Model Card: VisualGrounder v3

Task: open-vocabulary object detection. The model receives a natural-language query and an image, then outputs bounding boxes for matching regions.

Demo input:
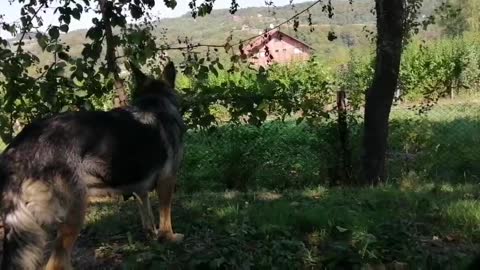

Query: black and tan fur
[0,61,185,270]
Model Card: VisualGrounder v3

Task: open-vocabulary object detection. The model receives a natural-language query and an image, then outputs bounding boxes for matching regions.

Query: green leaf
[75,90,88,97]
[57,61,67,68]
[58,51,70,61]
[129,4,143,19]
[142,0,155,8]
[20,16,27,27]
[59,24,69,33]
[209,64,219,77]
[197,65,210,80]
[72,8,81,20]
[36,33,48,50]
[327,31,338,41]
[86,26,103,40]
[164,0,177,9]
[48,27,60,39]
[336,226,349,233]
[60,105,70,112]
[63,13,71,24]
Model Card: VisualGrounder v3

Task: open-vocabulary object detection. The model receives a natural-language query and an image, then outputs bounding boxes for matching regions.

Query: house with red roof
[241,29,313,67]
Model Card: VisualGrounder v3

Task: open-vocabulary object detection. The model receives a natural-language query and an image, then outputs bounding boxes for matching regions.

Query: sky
[0,0,312,38]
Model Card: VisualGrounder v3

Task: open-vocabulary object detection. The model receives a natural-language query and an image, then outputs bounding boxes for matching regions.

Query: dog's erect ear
[162,61,176,87]
[128,61,144,79]
[128,61,152,86]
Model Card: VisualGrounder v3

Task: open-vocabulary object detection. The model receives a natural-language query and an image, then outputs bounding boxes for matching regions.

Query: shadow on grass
[78,184,480,269]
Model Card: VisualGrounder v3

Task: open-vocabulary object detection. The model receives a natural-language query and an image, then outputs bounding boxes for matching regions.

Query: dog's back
[0,61,185,269]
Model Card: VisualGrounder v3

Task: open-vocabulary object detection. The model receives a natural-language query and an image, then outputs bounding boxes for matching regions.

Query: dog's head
[128,61,177,101]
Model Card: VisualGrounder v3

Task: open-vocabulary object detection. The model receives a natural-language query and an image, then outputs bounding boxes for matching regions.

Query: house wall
[247,35,311,67]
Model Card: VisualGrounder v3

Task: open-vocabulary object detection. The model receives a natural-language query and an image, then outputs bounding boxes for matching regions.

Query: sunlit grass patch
[443,200,480,232]
[299,185,328,199]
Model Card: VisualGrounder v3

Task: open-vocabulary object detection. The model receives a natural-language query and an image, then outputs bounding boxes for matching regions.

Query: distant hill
[18,0,442,67]
[150,0,377,49]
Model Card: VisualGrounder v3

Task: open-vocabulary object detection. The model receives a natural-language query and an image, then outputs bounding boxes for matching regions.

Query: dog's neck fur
[128,94,185,133]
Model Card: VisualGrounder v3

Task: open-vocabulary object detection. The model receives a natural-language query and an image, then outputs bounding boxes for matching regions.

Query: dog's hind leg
[45,223,83,270]
[156,176,183,243]
[45,183,86,270]
[133,192,157,239]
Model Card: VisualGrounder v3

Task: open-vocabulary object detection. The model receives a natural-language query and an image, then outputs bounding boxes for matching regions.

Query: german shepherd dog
[0,61,185,269]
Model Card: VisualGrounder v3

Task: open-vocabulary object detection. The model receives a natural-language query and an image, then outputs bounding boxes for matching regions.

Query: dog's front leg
[156,176,183,243]
[133,192,157,239]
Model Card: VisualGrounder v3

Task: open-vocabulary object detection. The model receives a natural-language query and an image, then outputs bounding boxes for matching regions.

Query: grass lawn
[1,98,479,269]
[76,182,480,269]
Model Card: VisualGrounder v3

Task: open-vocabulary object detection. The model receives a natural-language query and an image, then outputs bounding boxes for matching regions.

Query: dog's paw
[169,233,185,243]
[158,232,184,243]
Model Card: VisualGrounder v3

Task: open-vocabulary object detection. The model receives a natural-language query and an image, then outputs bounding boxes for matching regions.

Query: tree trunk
[337,90,352,185]
[361,0,405,185]
[99,0,128,107]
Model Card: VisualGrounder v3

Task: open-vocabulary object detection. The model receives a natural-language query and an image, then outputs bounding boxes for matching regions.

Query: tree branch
[16,3,45,54]
[99,0,128,107]
[234,0,322,46]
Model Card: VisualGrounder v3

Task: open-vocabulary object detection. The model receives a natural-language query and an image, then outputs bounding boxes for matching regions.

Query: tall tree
[436,1,468,37]
[361,0,405,185]
[436,0,480,37]
[99,0,128,107]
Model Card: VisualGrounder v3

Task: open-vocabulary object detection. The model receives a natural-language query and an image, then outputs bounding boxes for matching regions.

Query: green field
[178,99,480,192]
[66,99,480,269]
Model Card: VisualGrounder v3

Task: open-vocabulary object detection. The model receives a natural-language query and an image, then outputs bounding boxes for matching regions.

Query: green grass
[179,101,480,192]
[78,183,480,269]
[2,98,479,269]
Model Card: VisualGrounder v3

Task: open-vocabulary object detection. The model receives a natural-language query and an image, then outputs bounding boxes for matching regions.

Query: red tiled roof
[244,29,314,53]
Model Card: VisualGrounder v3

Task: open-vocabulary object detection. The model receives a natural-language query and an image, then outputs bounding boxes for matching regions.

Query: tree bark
[99,0,128,107]
[361,0,405,185]
[337,90,352,185]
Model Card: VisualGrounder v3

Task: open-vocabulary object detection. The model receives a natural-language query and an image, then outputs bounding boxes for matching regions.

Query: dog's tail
[0,161,7,268]
[1,174,64,270]
[1,200,50,270]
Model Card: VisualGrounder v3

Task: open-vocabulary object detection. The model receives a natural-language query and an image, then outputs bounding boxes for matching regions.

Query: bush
[178,100,480,192]
[400,36,480,102]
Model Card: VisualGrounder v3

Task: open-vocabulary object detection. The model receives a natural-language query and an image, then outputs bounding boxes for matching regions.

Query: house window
[275,49,279,53]
[282,48,287,53]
